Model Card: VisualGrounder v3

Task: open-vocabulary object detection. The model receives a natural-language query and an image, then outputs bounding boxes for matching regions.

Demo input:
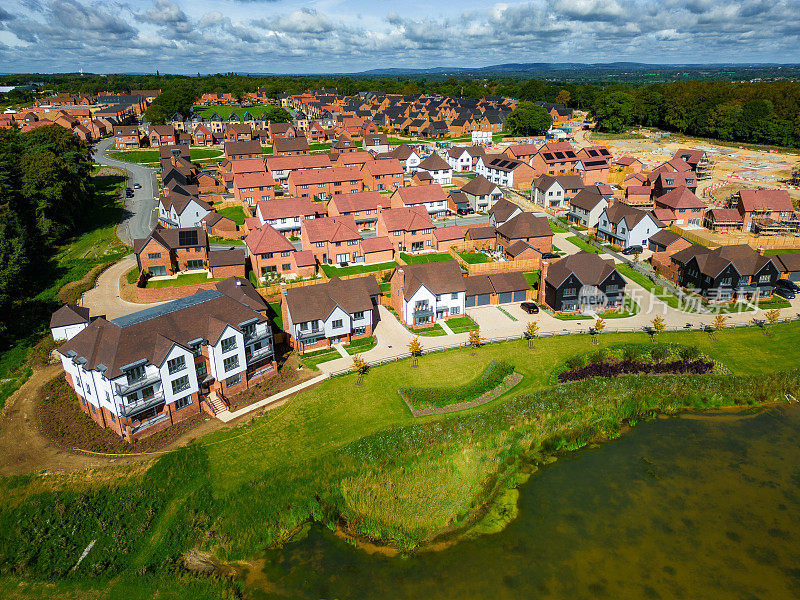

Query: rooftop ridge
[111,289,224,328]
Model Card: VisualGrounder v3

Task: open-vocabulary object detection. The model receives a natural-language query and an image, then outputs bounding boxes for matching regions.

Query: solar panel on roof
[565,151,576,158]
[179,230,199,246]
[111,290,223,328]
[554,152,565,159]
[543,153,554,160]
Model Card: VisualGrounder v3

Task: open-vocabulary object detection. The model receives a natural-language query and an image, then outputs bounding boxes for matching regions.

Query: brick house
[224,140,263,160]
[113,125,141,149]
[574,146,612,185]
[390,261,466,327]
[265,154,331,183]
[651,171,697,198]
[192,123,215,146]
[326,190,385,230]
[361,158,405,191]
[286,167,364,200]
[704,208,744,232]
[529,142,578,176]
[282,276,380,353]
[390,184,449,218]
[301,215,364,266]
[268,122,296,141]
[273,136,310,156]
[504,143,540,165]
[255,197,323,235]
[208,249,246,278]
[376,206,436,253]
[246,222,313,281]
[233,171,277,207]
[149,125,176,146]
[54,282,277,441]
[737,189,794,232]
[653,186,706,227]
[226,123,253,142]
[134,226,209,277]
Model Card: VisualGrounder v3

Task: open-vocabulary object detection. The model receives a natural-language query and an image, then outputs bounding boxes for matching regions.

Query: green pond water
[245,406,800,599]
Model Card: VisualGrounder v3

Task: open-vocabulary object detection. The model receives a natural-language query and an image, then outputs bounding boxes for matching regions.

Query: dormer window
[125,365,146,385]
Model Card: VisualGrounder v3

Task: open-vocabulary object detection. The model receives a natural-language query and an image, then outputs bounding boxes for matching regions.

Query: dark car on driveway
[521,302,539,314]
[622,245,643,255]
[773,286,796,299]
[125,188,134,198]
[541,252,560,259]
[774,279,800,293]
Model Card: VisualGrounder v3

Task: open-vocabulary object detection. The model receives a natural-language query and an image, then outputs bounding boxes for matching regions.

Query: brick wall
[210,263,245,278]
[136,280,218,302]
[137,239,173,275]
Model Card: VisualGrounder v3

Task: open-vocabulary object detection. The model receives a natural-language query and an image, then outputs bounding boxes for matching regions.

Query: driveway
[93,137,159,244]
[81,255,164,319]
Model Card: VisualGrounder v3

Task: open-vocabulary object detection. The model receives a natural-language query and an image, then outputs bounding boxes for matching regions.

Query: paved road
[93,137,159,244]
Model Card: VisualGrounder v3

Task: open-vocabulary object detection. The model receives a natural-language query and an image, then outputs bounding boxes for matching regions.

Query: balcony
[244,329,272,345]
[131,412,168,434]
[246,344,274,365]
[413,306,434,318]
[297,328,323,341]
[119,391,165,418]
[115,372,162,396]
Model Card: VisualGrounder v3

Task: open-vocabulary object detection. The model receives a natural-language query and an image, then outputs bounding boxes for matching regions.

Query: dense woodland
[0,126,94,341]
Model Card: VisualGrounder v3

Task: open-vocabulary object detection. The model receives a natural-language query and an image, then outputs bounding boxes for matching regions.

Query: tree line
[0,126,94,339]
[590,81,800,148]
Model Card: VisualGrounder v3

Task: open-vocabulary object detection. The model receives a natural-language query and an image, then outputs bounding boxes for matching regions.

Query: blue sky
[0,0,798,74]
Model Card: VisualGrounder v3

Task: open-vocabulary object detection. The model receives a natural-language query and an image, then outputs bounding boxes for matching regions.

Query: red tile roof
[245,223,295,254]
[739,189,793,213]
[363,158,404,176]
[234,171,276,188]
[655,186,705,210]
[288,166,364,186]
[257,198,322,220]
[362,236,394,253]
[265,154,332,172]
[231,158,266,175]
[393,184,447,205]
[328,190,384,213]
[303,215,363,243]
[380,206,434,232]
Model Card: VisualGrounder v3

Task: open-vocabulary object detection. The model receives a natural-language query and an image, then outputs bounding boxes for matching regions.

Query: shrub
[622,345,640,362]
[650,344,670,363]
[565,355,586,370]
[588,349,609,364]
[680,345,701,361]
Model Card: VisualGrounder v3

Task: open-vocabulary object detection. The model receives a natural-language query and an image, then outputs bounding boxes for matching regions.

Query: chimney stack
[538,260,549,305]
[756,247,765,256]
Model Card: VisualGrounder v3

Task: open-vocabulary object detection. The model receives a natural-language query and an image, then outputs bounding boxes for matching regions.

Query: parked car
[622,245,643,255]
[774,279,800,293]
[773,286,796,299]
[520,302,539,314]
[133,183,142,189]
[125,188,134,198]
[541,252,560,259]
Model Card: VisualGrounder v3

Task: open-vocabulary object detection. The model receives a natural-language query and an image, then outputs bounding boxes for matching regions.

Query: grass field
[146,273,220,288]
[459,251,493,264]
[400,252,454,264]
[765,248,800,255]
[549,220,568,233]
[345,336,378,355]
[6,311,800,597]
[192,105,279,119]
[566,235,601,254]
[320,261,397,278]
[209,236,244,245]
[216,206,248,226]
[523,271,540,289]
[447,315,479,333]
[109,148,222,164]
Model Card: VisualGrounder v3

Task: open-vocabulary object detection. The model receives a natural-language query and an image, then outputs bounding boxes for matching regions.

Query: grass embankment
[566,235,601,254]
[549,221,568,233]
[0,173,129,410]
[400,360,514,410]
[109,148,222,164]
[320,261,396,278]
[216,206,247,226]
[4,323,800,597]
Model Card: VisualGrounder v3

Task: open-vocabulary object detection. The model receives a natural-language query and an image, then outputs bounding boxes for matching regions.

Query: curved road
[93,137,159,245]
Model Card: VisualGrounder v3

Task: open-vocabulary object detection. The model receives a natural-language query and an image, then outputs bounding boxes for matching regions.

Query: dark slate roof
[284,276,379,324]
[50,304,91,328]
[496,213,551,240]
[546,251,619,288]
[397,261,466,300]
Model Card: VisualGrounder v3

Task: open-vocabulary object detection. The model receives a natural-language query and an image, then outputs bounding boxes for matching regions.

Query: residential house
[286,167,364,200]
[543,251,626,313]
[326,190,384,229]
[301,215,364,266]
[390,261,466,327]
[567,188,609,230]
[335,152,374,169]
[56,284,276,440]
[113,125,140,149]
[233,171,276,207]
[265,154,331,184]
[624,185,653,209]
[268,122,296,141]
[614,156,643,174]
[388,144,421,173]
[434,225,466,251]
[134,226,209,277]
[647,229,692,254]
[672,148,712,179]
[255,197,323,235]
[158,195,212,229]
[224,140,263,161]
[447,190,470,214]
[390,184,449,218]
[50,304,91,341]
[460,174,503,212]
[737,189,794,232]
[273,136,310,156]
[208,249,246,279]
[532,174,584,209]
[376,206,436,253]
[529,142,578,176]
[192,123,215,146]
[495,212,553,254]
[775,254,800,283]
[362,133,389,153]
[652,171,697,198]
[148,125,176,146]
[416,154,453,185]
[447,146,485,172]
[488,198,523,227]
[653,186,706,227]
[246,223,313,281]
[666,244,780,301]
[361,158,405,191]
[596,203,663,249]
[504,143,540,165]
[704,208,744,233]
[282,276,380,353]
[226,123,253,142]
[481,157,536,190]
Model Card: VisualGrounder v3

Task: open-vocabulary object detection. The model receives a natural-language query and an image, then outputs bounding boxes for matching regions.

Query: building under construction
[673,148,714,180]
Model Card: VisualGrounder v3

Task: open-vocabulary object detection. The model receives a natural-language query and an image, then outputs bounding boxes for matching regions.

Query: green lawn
[616,264,692,311]
[192,105,280,119]
[301,348,342,370]
[549,221,568,234]
[599,294,641,319]
[447,315,479,333]
[109,148,222,164]
[523,271,540,289]
[344,336,378,355]
[320,261,397,278]
[146,273,220,288]
[566,235,601,254]
[379,281,391,292]
[459,251,493,264]
[400,252,455,264]
[209,236,245,245]
[216,206,248,226]
[267,301,283,330]
[765,248,800,255]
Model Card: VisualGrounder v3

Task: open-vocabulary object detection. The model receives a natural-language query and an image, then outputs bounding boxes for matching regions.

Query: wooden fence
[670,225,800,250]
[447,246,540,275]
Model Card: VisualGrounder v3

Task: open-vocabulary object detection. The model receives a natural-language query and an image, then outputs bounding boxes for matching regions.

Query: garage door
[790,272,800,282]
[513,290,527,301]
[465,295,477,308]
[497,292,513,304]
[476,294,491,306]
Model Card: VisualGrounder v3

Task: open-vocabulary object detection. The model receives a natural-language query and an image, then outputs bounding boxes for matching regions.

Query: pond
[244,405,800,599]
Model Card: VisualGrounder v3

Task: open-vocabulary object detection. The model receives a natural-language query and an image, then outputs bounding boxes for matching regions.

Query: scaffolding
[695,154,714,180]
[790,165,800,186]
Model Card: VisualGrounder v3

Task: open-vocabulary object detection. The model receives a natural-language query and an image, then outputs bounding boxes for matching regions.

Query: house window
[141,385,155,398]
[221,336,237,353]
[186,259,203,270]
[451,293,458,300]
[563,287,577,298]
[332,319,343,329]
[354,311,364,320]
[451,306,461,315]
[282,263,291,270]
[281,251,291,257]
[171,375,190,394]
[126,393,138,404]
[223,356,240,372]
[316,241,325,248]
[147,252,161,259]
[125,365,146,385]
[759,274,771,283]
[353,326,367,336]
[175,396,192,410]
[196,362,207,377]
[262,252,274,259]
[226,373,241,387]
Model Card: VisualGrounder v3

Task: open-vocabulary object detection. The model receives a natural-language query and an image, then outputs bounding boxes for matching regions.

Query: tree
[145,83,198,124]
[765,308,780,335]
[592,91,635,133]
[524,321,539,348]
[468,328,483,354]
[651,315,666,341]
[555,89,571,106]
[351,354,368,385]
[505,101,552,136]
[408,336,422,367]
[711,313,727,341]
[593,317,606,345]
